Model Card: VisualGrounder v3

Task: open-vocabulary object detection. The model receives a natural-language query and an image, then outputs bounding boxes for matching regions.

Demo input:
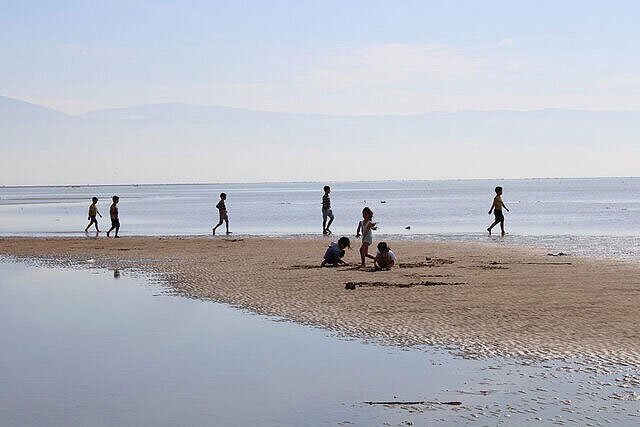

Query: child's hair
[92,197,98,203]
[362,207,373,220]
[323,185,330,192]
[220,192,227,198]
[112,195,119,202]
[495,186,503,193]
[338,236,351,248]
[377,242,389,252]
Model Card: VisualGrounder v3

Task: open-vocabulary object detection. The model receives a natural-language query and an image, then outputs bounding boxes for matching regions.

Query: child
[84,197,102,233]
[106,195,120,238]
[322,185,334,235]
[356,207,377,267]
[321,236,351,267]
[374,242,396,270]
[213,192,231,235]
[488,186,509,236]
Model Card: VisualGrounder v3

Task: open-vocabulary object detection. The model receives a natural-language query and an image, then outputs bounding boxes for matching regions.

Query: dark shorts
[111,218,120,228]
[494,210,504,222]
[88,215,97,224]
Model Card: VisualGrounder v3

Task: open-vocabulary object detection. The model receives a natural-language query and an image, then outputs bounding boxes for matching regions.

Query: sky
[2,0,640,115]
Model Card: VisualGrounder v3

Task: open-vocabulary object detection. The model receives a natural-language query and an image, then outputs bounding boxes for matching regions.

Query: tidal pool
[0,259,639,426]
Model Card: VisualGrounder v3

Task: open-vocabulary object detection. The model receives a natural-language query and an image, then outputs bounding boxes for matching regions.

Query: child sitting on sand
[374,242,396,270]
[321,236,351,267]
[213,193,231,235]
[487,186,510,237]
[84,197,102,233]
[356,207,377,267]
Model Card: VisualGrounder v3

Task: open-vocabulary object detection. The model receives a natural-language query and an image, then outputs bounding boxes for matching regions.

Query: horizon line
[2,176,638,189]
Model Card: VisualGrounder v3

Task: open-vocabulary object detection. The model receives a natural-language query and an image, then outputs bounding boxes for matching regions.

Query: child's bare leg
[225,218,231,234]
[114,226,119,238]
[487,220,499,235]
[500,220,505,236]
[360,243,369,266]
[322,218,327,234]
[212,220,223,235]
[326,217,333,233]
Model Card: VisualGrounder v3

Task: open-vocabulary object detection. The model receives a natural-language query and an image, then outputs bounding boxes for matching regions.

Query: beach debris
[405,226,411,230]
[425,257,431,261]
[381,200,386,203]
[345,282,356,290]
[547,252,567,256]
[363,400,462,406]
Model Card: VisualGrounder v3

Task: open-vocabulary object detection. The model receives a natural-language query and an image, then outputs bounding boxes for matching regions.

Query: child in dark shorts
[321,237,351,266]
[107,195,120,238]
[488,186,509,237]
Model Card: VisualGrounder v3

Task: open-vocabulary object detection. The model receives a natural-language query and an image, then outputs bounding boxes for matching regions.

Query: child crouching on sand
[356,207,377,267]
[374,242,396,270]
[321,236,351,267]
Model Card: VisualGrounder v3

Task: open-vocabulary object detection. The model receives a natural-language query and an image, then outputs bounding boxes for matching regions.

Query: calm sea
[1,178,639,259]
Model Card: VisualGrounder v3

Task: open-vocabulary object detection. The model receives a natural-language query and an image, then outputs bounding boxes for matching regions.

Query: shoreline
[2,236,640,364]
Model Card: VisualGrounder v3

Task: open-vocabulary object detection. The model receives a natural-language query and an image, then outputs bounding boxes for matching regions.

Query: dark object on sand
[380,200,386,203]
[547,252,567,257]
[425,257,431,261]
[364,400,462,406]
[405,226,411,230]
[345,282,356,290]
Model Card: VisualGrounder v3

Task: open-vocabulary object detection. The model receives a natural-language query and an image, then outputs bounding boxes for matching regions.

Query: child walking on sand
[84,197,102,232]
[212,193,231,235]
[488,186,509,236]
[322,185,334,235]
[106,195,120,238]
[356,207,377,267]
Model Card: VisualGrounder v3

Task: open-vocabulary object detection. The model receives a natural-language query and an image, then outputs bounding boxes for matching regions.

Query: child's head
[323,185,330,194]
[92,197,98,203]
[495,186,503,195]
[377,242,389,253]
[220,192,227,200]
[362,207,373,220]
[338,236,351,249]
[112,195,119,203]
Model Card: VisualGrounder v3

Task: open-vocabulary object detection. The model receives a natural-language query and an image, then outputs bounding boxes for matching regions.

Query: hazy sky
[3,0,640,115]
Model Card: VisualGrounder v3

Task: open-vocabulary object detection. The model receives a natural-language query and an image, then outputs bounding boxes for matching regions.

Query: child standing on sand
[356,207,377,267]
[488,186,509,236]
[106,195,120,238]
[322,185,334,235]
[84,197,102,233]
[213,192,230,235]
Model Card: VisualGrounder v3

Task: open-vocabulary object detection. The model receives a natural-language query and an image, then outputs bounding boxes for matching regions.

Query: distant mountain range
[2,95,639,185]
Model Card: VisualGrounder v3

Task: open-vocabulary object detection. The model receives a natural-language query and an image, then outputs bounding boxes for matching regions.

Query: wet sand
[2,237,640,363]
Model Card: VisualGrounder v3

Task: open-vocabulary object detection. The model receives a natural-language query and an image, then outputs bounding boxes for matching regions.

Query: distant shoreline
[2,176,639,189]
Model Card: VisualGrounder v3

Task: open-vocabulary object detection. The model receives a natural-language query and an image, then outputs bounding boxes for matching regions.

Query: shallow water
[1,259,640,426]
[2,178,640,259]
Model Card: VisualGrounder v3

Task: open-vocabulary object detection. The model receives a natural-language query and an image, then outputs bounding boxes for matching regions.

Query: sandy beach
[2,237,640,363]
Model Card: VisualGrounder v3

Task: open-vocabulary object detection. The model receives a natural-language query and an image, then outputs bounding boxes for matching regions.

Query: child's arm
[488,200,495,214]
[356,221,362,238]
[502,201,509,212]
[374,252,382,269]
[337,258,347,265]
[97,209,102,218]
